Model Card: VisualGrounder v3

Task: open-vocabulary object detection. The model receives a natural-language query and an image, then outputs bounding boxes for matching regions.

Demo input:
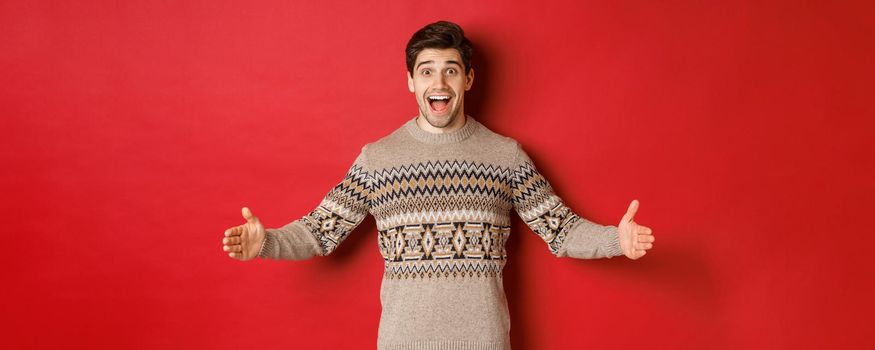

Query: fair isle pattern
[383,259,505,280]
[370,160,515,279]
[377,221,510,263]
[375,195,512,229]
[299,162,371,256]
[523,202,582,256]
[510,157,581,256]
[299,155,578,275]
[380,222,508,279]
[371,160,514,232]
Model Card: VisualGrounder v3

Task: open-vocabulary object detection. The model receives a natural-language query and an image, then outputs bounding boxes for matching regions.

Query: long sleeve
[509,142,623,259]
[259,145,372,260]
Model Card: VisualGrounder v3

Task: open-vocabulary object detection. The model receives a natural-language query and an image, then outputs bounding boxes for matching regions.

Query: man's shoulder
[475,121,524,160]
[479,123,521,148]
[363,119,410,150]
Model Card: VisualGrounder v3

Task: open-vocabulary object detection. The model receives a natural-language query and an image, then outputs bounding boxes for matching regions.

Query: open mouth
[427,95,452,114]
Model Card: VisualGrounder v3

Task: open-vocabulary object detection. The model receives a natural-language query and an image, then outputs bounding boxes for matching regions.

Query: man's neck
[415,113,467,134]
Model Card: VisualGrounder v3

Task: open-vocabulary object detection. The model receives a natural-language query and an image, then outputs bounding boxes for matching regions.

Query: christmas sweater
[259,115,623,350]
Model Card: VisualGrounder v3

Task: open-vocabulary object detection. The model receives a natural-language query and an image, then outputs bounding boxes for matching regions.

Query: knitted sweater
[259,115,624,350]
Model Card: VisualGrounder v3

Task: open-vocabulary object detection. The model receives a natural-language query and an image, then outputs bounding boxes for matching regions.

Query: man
[221,20,654,350]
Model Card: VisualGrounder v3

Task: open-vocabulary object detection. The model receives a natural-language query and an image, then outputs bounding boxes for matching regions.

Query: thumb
[624,199,639,222]
[242,206,258,223]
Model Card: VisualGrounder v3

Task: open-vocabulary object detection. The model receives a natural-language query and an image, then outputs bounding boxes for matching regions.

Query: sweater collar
[404,115,480,144]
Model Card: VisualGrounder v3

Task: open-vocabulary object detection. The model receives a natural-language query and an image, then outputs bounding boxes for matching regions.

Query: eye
[421,69,431,76]
[447,68,456,75]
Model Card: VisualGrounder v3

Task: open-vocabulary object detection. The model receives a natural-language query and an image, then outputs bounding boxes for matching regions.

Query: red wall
[3,1,873,348]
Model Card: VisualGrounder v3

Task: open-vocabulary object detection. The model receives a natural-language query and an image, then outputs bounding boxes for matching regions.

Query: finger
[624,200,639,222]
[223,244,242,252]
[636,243,653,250]
[223,236,241,245]
[637,235,655,243]
[224,225,242,237]
[637,250,647,258]
[637,225,653,235]
[242,207,258,223]
[228,252,239,259]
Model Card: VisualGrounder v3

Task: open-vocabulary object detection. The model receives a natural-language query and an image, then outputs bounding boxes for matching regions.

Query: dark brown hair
[405,21,473,76]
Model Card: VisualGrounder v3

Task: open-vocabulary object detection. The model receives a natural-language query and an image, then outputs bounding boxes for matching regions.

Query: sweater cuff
[558,217,624,259]
[258,229,277,259]
[602,226,624,258]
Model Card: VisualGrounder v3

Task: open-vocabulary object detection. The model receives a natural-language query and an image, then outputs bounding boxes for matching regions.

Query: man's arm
[509,141,624,259]
[259,145,372,260]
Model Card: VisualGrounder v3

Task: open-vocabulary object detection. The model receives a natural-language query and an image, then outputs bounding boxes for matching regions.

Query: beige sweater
[259,115,623,350]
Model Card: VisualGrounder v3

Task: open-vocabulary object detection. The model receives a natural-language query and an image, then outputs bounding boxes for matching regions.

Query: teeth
[428,96,450,101]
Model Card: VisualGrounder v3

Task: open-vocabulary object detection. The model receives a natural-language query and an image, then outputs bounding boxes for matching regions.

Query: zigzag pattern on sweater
[371,160,514,207]
[326,163,371,209]
[373,194,512,230]
[510,160,559,220]
[299,162,371,256]
[383,259,504,280]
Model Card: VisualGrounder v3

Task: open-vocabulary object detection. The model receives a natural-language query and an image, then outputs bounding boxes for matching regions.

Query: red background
[2,1,873,349]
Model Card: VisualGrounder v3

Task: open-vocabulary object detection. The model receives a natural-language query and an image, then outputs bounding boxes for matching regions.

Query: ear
[465,68,475,91]
[407,72,415,93]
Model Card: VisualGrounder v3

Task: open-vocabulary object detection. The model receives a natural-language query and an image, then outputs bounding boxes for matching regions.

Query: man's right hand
[222,207,266,261]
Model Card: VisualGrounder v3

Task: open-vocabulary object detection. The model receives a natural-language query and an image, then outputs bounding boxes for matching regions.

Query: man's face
[407,48,474,128]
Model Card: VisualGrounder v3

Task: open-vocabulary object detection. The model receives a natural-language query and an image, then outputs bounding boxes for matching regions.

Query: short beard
[418,105,461,129]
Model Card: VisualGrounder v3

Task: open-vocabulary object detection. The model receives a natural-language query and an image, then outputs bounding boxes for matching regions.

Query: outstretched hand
[618,200,655,260]
[222,207,266,261]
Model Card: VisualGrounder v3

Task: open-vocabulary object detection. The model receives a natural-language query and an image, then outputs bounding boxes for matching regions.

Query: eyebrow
[415,60,463,70]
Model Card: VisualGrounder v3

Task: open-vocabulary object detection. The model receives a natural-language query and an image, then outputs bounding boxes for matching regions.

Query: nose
[433,73,448,89]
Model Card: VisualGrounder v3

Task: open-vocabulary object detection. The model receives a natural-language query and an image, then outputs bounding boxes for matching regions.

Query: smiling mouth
[427,95,452,114]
